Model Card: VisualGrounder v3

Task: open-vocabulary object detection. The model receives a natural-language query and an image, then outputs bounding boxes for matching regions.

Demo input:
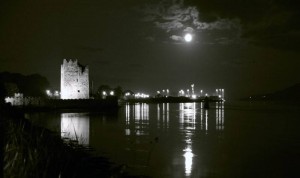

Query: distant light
[191,95,197,99]
[184,33,192,42]
[110,91,114,96]
[157,91,160,94]
[102,91,107,96]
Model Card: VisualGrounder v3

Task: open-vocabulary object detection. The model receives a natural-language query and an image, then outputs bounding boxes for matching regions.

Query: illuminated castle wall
[61,59,89,99]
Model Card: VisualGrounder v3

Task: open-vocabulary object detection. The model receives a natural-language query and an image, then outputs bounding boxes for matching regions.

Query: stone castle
[61,59,89,99]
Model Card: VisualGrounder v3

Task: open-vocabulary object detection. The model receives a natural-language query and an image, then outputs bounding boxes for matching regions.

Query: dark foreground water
[26,101,300,178]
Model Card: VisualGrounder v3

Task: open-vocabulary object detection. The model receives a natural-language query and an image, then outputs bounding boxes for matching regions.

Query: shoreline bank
[2,104,129,178]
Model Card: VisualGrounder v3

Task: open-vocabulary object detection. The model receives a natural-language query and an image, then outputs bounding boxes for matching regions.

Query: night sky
[1,0,299,99]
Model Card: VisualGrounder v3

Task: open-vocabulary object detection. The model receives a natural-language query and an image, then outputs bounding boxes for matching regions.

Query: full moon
[184,33,192,42]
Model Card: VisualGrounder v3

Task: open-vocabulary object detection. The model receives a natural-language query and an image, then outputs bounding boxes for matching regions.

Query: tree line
[0,72,132,103]
[0,72,50,102]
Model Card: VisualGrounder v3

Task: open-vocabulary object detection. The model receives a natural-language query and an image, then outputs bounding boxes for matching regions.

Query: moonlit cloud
[155,21,184,32]
[183,27,194,33]
[170,35,183,41]
[140,0,241,43]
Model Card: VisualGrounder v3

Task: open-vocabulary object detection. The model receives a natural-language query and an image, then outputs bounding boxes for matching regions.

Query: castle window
[78,90,80,93]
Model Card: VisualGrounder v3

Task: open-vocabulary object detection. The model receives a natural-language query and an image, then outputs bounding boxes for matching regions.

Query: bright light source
[110,91,114,96]
[184,33,192,42]
[102,91,107,96]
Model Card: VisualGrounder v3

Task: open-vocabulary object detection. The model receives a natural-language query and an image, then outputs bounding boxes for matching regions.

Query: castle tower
[61,59,89,99]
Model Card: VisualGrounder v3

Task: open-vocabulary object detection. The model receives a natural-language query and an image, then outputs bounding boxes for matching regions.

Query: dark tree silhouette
[0,72,50,99]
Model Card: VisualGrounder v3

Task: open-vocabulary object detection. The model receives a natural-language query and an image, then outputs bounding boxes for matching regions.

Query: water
[26,102,300,178]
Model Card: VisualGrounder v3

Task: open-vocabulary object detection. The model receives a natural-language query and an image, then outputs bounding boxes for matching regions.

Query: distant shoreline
[124,96,224,103]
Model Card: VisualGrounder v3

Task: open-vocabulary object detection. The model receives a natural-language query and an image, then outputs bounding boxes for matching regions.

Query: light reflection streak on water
[179,103,196,176]
[123,102,225,176]
[125,103,149,136]
[163,103,165,128]
[216,102,224,131]
[157,104,160,128]
[162,103,170,129]
[61,113,90,145]
[125,104,131,135]
[205,109,208,134]
[167,103,169,129]
[183,146,194,176]
[156,103,170,129]
[200,102,203,130]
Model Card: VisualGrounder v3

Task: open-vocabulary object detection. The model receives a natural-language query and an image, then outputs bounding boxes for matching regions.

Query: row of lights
[179,88,224,99]
[46,90,60,97]
[216,89,225,99]
[124,92,150,99]
[157,89,169,95]
[134,93,150,98]
[178,89,207,97]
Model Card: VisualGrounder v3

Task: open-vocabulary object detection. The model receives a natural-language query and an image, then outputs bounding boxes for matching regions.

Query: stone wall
[5,93,42,106]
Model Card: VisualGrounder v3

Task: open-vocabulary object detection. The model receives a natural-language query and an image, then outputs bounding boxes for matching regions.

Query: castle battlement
[62,59,89,73]
[61,59,89,99]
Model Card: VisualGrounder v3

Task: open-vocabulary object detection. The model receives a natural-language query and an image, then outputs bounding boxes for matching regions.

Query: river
[25,101,300,178]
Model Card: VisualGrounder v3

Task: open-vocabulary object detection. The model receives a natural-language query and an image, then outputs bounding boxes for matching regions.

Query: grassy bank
[2,105,127,178]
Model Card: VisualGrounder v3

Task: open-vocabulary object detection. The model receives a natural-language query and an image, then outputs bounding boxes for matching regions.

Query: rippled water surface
[26,102,300,178]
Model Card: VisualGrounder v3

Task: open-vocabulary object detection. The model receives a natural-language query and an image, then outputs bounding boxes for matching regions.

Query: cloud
[139,0,241,44]
[155,20,184,32]
[184,0,300,50]
[139,0,300,50]
[170,35,183,41]
[183,27,194,33]
[202,18,240,30]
